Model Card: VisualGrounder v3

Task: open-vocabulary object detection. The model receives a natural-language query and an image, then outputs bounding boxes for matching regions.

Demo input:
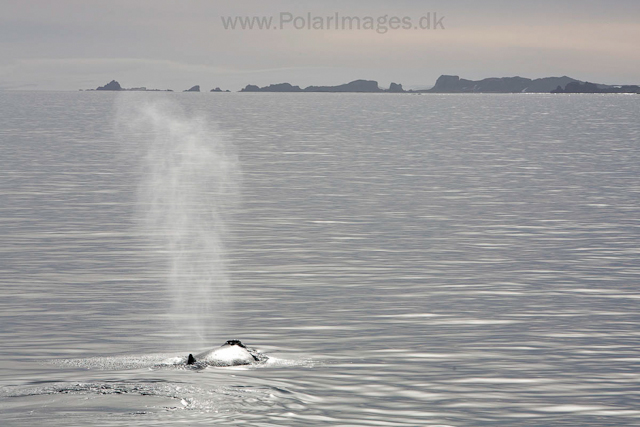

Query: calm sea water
[1,92,639,426]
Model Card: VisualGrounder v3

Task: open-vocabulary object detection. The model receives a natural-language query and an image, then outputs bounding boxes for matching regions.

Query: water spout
[116,96,240,348]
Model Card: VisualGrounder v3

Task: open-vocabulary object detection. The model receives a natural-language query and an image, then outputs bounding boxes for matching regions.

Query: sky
[1,0,638,91]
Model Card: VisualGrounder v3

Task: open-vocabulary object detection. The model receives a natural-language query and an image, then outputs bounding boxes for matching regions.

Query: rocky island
[305,79,382,92]
[237,76,610,94]
[87,77,639,94]
[96,80,122,91]
[424,75,579,93]
[239,79,405,93]
[92,80,173,92]
[241,82,303,92]
[551,81,640,94]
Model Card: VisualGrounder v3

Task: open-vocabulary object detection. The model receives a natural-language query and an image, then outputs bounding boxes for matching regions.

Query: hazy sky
[1,0,638,91]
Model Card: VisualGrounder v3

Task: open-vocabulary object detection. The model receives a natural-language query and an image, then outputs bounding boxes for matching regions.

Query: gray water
[1,92,639,426]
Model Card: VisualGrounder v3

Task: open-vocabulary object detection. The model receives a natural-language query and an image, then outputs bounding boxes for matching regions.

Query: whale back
[192,340,260,367]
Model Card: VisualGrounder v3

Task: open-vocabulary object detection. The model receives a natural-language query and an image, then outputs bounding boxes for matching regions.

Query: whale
[185,340,268,367]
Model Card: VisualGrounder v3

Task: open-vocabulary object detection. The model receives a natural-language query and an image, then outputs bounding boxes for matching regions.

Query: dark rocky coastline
[91,80,173,92]
[424,75,579,93]
[89,77,639,94]
[552,81,640,94]
[239,79,407,93]
[95,80,122,91]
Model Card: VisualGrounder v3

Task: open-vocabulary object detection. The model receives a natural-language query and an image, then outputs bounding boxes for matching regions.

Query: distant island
[88,78,639,94]
[88,80,232,92]
[551,81,640,94]
[240,79,401,93]
[238,76,639,94]
[424,75,579,93]
[96,80,123,91]
[92,80,174,92]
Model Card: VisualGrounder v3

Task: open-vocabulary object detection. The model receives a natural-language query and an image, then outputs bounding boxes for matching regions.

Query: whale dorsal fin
[187,354,196,365]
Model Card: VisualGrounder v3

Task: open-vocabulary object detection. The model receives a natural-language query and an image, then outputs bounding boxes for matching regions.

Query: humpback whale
[186,340,267,367]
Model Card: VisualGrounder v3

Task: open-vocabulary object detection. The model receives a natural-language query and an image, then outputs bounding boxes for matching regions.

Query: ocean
[1,91,639,425]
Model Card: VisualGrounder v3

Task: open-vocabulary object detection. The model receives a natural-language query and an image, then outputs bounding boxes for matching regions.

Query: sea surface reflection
[1,92,639,425]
